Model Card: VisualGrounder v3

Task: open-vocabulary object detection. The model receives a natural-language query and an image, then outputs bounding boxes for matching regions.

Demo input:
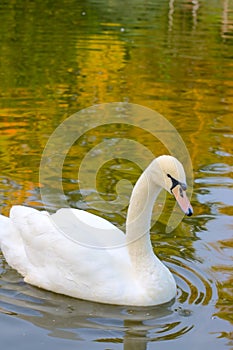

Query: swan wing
[0,206,135,304]
[51,207,126,247]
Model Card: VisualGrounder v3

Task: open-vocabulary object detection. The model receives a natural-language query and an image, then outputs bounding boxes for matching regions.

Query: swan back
[51,208,126,248]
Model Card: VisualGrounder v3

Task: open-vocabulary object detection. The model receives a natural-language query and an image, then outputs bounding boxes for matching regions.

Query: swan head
[150,155,193,216]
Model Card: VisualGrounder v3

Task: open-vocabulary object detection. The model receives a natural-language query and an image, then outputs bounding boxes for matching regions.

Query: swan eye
[180,183,187,191]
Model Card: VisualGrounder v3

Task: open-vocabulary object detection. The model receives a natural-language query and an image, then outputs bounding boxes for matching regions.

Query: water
[0,0,232,349]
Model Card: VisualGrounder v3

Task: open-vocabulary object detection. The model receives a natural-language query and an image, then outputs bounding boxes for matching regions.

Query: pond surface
[0,0,232,349]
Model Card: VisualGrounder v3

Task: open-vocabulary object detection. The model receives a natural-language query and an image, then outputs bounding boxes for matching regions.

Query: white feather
[0,156,191,306]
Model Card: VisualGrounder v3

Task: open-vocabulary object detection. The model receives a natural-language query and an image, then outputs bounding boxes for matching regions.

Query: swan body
[0,155,193,306]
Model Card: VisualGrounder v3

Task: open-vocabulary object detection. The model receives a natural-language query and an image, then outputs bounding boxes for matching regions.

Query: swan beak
[172,185,193,216]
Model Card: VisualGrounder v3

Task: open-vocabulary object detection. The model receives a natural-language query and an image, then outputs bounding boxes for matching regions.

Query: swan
[0,155,193,306]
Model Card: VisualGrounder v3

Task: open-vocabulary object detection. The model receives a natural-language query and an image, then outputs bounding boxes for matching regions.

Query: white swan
[0,155,193,306]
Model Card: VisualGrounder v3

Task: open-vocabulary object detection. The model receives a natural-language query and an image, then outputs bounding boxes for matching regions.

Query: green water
[0,1,232,349]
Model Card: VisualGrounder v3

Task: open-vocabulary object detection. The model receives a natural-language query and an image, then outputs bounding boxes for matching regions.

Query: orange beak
[172,185,193,216]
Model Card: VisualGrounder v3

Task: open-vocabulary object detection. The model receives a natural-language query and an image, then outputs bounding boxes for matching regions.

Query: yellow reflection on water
[0,0,232,347]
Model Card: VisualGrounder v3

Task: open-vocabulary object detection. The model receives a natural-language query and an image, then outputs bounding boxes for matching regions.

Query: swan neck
[126,167,161,260]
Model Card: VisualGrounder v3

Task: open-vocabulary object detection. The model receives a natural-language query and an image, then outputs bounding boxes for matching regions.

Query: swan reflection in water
[0,265,195,347]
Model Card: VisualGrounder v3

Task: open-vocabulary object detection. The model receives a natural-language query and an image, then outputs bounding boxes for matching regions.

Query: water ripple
[168,257,216,306]
[0,255,217,343]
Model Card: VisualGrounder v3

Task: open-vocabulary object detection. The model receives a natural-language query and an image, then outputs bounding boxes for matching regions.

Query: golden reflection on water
[0,0,233,348]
